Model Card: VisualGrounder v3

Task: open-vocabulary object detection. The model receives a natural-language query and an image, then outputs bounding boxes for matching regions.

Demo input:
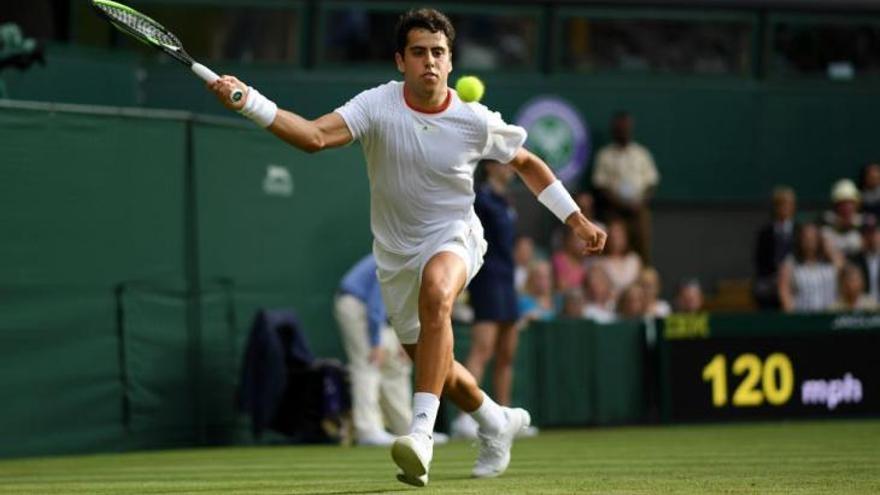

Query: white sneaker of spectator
[357,429,396,447]
[517,425,540,438]
[450,413,479,439]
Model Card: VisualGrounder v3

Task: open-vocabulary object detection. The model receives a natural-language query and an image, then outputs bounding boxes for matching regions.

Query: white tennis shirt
[335,81,527,256]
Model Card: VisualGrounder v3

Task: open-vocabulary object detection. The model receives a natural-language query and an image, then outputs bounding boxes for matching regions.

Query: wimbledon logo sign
[515,96,590,185]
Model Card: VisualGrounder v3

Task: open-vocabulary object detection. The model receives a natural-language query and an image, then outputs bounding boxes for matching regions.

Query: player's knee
[418,281,455,322]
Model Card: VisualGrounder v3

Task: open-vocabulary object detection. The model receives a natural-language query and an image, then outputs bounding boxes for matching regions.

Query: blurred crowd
[459,211,705,327]
[455,111,705,327]
[456,112,880,327]
[753,167,880,314]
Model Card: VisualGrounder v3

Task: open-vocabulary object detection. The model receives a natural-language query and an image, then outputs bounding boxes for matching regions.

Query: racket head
[92,0,193,65]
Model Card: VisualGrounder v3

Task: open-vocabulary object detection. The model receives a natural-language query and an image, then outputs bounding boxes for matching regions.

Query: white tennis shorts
[374,217,487,345]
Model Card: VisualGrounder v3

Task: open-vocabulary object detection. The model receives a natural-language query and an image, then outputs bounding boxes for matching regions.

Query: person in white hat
[822,178,865,257]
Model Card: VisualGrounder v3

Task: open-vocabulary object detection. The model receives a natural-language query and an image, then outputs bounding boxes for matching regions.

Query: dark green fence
[449,320,646,428]
[0,101,371,457]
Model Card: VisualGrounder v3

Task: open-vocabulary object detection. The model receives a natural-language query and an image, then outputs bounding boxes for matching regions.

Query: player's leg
[412,251,467,396]
[392,249,529,484]
[391,251,467,487]
[334,294,388,445]
[491,321,519,406]
[400,341,531,479]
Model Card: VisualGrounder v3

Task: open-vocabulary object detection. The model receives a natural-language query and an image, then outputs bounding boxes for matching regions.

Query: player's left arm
[509,148,607,254]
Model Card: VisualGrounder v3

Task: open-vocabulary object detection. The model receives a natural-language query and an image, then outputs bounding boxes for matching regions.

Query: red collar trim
[403,85,451,114]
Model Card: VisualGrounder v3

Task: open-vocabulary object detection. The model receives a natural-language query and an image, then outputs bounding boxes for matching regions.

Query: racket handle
[192,62,244,104]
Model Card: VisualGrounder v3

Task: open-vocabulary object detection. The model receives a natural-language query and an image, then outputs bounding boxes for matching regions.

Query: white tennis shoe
[472,407,531,479]
[391,432,433,487]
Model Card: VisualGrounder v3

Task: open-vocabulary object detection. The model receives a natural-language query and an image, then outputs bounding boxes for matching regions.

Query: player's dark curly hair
[395,8,455,55]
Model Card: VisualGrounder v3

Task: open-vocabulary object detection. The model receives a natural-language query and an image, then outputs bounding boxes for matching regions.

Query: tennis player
[208,8,606,487]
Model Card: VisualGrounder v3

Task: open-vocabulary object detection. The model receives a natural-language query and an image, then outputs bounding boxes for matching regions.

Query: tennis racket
[92,0,243,103]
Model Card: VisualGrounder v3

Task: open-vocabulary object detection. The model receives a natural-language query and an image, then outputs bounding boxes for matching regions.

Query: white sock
[410,392,440,437]
[470,392,507,435]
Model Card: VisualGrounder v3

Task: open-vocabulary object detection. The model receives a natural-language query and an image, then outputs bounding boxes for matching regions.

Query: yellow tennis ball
[455,76,485,103]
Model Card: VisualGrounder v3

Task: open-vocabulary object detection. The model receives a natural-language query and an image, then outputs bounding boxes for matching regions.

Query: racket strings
[98,5,181,48]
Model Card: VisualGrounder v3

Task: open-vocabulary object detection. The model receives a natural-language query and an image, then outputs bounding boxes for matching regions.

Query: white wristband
[537,180,579,223]
[238,86,277,128]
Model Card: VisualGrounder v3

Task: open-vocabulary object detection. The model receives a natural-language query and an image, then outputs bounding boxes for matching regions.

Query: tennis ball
[455,76,485,103]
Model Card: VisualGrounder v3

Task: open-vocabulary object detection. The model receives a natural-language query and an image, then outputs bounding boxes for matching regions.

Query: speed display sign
[658,313,880,421]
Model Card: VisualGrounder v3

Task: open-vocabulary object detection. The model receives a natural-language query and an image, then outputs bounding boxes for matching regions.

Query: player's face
[395,28,452,95]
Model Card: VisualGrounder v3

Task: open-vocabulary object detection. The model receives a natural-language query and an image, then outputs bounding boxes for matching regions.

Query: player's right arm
[208,75,352,153]
[268,110,352,153]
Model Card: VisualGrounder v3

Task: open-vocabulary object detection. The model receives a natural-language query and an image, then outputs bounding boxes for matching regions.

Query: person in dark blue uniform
[451,159,522,439]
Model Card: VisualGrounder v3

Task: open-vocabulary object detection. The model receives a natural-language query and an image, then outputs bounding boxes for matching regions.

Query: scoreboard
[657,313,880,421]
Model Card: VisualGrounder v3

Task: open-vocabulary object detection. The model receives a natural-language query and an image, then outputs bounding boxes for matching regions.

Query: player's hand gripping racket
[92,0,243,104]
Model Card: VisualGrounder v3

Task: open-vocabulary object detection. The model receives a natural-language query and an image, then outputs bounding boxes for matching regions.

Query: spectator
[638,266,672,318]
[753,186,798,309]
[334,254,412,446]
[594,218,643,297]
[778,223,844,313]
[551,228,587,291]
[831,263,878,312]
[859,162,880,220]
[851,222,880,304]
[617,284,648,320]
[513,235,534,293]
[582,264,616,323]
[560,288,586,319]
[674,278,705,313]
[453,160,522,439]
[592,111,660,262]
[822,179,865,257]
[518,260,556,321]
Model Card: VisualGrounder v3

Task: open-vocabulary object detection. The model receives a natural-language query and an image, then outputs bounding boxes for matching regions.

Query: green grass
[0,420,878,494]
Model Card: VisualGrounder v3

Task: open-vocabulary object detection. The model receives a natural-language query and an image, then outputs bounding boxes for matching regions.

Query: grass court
[0,420,877,494]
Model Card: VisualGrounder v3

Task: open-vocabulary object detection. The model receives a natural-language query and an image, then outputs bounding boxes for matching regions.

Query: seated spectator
[513,235,535,293]
[617,284,648,320]
[551,228,587,291]
[851,221,880,304]
[674,278,705,313]
[753,186,797,309]
[593,218,643,297]
[638,266,672,318]
[831,263,878,312]
[822,179,865,257]
[560,288,586,319]
[859,162,880,220]
[582,264,616,323]
[518,260,556,321]
[778,223,844,313]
